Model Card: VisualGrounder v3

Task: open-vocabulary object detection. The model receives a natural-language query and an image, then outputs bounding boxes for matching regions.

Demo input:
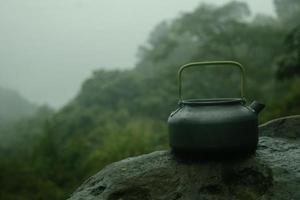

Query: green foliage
[277,25,300,79]
[84,118,167,173]
[277,78,300,114]
[274,0,300,28]
[0,106,53,151]
[1,1,300,200]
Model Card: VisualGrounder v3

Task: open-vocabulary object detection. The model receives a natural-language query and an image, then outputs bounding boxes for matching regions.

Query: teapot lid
[180,98,246,106]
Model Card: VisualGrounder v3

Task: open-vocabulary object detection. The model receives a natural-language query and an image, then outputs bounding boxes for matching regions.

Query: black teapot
[168,61,265,156]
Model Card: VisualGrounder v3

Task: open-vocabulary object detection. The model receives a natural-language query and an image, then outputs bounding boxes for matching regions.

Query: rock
[68,116,300,200]
[259,115,300,140]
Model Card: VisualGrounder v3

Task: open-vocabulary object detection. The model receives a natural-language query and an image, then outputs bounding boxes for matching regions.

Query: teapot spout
[249,101,265,114]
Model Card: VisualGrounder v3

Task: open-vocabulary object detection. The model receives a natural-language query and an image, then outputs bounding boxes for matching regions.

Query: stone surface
[259,115,300,140]
[68,116,300,200]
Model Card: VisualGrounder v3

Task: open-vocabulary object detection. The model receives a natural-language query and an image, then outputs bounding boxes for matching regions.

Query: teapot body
[168,99,258,155]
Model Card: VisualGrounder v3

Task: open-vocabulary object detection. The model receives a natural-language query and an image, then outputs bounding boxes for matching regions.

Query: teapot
[168,61,265,156]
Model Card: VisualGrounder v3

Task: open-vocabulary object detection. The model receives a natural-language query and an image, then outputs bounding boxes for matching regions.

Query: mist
[0,0,275,108]
[3,1,300,199]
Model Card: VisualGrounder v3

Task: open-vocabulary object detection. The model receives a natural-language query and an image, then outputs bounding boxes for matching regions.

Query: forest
[0,0,300,199]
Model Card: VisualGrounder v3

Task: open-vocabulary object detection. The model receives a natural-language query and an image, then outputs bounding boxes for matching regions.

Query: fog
[0,0,275,108]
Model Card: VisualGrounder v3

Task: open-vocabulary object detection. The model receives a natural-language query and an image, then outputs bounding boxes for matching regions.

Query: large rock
[259,115,300,140]
[68,116,300,200]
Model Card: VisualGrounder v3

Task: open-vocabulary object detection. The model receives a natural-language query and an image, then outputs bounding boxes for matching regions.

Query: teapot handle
[178,61,246,101]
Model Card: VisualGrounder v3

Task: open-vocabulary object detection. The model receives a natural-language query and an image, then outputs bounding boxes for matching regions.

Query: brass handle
[178,61,246,101]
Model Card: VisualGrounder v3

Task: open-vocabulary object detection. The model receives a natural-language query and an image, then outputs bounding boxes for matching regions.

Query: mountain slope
[0,87,37,127]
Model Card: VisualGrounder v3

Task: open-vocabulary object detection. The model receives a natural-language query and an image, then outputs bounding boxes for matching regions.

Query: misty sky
[0,0,275,108]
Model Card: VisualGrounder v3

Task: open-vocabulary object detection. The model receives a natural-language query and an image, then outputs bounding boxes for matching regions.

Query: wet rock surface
[259,115,300,140]
[68,116,300,200]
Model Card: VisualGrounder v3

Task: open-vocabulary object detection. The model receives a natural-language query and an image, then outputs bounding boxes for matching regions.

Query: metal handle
[178,61,246,101]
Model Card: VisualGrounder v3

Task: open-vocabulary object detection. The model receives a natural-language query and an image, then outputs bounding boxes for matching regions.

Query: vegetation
[1,1,300,199]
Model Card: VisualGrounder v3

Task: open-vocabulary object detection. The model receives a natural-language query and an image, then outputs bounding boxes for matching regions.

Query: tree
[274,0,300,28]
[276,25,300,79]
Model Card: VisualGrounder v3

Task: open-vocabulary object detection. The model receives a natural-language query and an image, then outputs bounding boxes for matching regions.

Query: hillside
[0,87,37,127]
[29,1,300,198]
